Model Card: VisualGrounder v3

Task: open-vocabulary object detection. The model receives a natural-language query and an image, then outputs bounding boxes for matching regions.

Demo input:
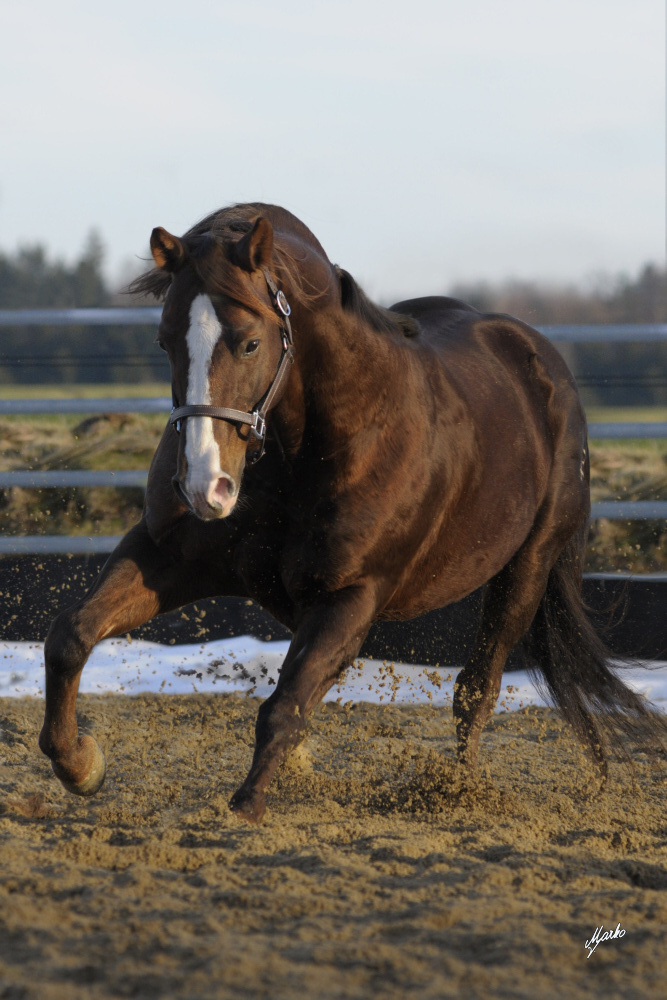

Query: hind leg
[454,505,584,769]
[39,519,241,796]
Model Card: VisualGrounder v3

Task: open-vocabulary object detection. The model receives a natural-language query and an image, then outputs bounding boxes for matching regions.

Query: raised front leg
[229,583,377,824]
[39,519,241,796]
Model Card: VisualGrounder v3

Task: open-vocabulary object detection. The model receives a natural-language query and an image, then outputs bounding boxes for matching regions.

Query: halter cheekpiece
[169,269,294,465]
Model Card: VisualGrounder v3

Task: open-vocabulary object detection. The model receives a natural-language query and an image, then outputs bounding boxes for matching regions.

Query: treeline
[0,233,109,310]
[0,236,665,404]
[0,234,168,384]
[449,264,667,325]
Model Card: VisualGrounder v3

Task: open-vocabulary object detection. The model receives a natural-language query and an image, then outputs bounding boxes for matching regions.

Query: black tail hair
[523,528,667,770]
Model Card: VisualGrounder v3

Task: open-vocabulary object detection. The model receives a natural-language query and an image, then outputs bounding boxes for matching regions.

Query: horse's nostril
[211,477,233,506]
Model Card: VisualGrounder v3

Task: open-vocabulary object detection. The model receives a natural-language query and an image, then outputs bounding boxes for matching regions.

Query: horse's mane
[130,202,419,338]
[334,266,420,339]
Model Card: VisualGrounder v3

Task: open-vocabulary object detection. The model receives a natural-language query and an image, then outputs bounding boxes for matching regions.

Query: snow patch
[1,637,666,711]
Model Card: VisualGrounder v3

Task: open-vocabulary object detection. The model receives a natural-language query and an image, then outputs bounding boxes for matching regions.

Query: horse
[38,203,664,824]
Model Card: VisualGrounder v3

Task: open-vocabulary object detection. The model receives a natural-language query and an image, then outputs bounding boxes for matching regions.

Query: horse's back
[393,295,556,357]
[391,295,579,408]
[391,295,480,343]
[391,295,479,318]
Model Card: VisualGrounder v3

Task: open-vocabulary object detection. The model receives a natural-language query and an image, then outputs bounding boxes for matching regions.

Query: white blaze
[184,294,225,504]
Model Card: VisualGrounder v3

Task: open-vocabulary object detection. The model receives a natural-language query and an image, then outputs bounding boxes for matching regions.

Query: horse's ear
[233,217,274,273]
[150,227,186,271]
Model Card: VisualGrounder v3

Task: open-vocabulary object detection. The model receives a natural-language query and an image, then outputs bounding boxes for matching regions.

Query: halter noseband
[169,269,294,465]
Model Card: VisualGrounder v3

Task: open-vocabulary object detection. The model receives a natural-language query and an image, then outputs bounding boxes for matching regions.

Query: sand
[1,692,666,999]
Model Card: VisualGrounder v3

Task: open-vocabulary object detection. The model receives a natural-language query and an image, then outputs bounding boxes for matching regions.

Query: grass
[585,406,667,423]
[0,401,665,573]
[0,412,163,537]
[586,438,666,572]
[584,414,667,573]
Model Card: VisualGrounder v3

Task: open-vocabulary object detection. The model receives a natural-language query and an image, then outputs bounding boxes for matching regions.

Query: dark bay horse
[39,203,664,823]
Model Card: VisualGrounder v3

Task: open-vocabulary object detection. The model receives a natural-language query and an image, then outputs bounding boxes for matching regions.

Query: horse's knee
[256,692,301,733]
[255,692,304,751]
[44,610,93,680]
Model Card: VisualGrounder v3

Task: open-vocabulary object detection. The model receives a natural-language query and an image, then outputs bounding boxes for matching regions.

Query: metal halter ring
[275,290,291,317]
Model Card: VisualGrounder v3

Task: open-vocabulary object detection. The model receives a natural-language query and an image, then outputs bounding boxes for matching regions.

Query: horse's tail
[523,528,667,769]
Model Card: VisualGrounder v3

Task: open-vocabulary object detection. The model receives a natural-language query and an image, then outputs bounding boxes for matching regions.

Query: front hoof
[229,788,266,826]
[52,736,106,797]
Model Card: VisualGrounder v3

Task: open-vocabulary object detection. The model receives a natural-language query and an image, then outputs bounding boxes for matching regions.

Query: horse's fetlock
[38,724,76,760]
[38,729,55,758]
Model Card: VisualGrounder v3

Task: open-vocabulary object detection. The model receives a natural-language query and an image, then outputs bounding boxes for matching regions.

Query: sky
[0,0,664,301]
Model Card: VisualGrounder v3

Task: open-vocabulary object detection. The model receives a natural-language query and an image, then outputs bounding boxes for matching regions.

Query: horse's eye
[244,339,260,356]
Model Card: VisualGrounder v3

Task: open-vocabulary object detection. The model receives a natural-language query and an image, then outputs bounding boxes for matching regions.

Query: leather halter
[169,269,294,465]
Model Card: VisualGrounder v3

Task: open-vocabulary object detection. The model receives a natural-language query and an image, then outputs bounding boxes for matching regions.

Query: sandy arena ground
[1,692,666,999]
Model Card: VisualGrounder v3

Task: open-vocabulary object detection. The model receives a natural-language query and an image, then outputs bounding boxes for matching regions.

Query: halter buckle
[281,330,293,354]
[251,411,266,441]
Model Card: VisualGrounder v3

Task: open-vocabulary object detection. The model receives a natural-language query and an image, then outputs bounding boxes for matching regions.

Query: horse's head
[151,217,290,520]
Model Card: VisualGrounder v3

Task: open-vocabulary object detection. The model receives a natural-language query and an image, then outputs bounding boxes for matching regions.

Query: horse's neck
[268,235,407,454]
[274,302,402,455]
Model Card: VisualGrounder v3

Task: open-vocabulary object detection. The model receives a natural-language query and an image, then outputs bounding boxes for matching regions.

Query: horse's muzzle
[171,474,237,520]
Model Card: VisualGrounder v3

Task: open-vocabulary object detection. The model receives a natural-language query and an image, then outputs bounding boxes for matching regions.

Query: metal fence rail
[540,324,667,342]
[592,501,667,519]
[1,310,666,341]
[0,470,148,488]
[588,422,667,439]
[0,308,162,326]
[0,397,171,415]
[0,535,123,555]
